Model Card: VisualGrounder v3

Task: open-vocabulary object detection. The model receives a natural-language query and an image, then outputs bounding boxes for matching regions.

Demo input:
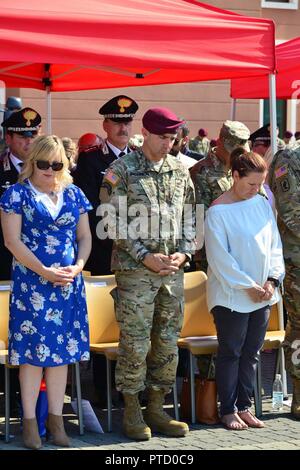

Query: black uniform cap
[250,124,271,146]
[99,95,138,122]
[1,107,41,137]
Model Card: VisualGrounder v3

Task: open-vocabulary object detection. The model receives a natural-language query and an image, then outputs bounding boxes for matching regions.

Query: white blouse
[204,194,285,313]
[28,180,64,220]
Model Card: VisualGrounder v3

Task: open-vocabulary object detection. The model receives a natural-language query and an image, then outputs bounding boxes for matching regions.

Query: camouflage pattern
[220,120,250,153]
[190,148,233,210]
[189,136,210,157]
[100,149,195,394]
[100,149,196,271]
[112,261,184,393]
[269,142,300,379]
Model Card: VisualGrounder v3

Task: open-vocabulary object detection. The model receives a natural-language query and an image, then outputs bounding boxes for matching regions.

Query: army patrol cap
[99,95,138,123]
[142,107,184,135]
[220,120,250,152]
[1,107,41,137]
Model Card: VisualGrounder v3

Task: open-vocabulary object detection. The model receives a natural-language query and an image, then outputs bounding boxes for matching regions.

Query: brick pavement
[1,351,299,451]
[1,397,300,451]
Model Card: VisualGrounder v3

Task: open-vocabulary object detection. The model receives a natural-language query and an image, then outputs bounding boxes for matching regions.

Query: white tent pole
[231,98,237,120]
[290,99,297,136]
[269,73,278,156]
[259,99,264,127]
[46,87,52,135]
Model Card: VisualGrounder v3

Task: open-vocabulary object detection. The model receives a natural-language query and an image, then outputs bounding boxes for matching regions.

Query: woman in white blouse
[205,148,285,430]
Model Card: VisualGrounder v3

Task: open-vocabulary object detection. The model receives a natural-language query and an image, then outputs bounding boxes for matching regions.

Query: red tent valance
[231,37,300,100]
[0,0,275,92]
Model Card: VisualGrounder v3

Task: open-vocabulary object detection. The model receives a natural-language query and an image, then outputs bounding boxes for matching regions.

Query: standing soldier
[190,120,251,270]
[100,107,195,440]
[74,95,138,275]
[0,107,41,280]
[269,142,300,420]
[0,107,41,417]
[190,121,251,378]
[74,95,138,408]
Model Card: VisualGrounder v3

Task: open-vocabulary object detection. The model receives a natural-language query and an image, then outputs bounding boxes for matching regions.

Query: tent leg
[268,73,277,156]
[46,87,52,135]
[231,98,237,121]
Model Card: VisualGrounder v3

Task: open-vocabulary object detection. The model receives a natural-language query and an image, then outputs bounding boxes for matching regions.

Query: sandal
[238,410,265,428]
[221,413,248,430]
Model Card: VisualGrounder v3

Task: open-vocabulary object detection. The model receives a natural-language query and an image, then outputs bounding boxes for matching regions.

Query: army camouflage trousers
[283,260,300,379]
[112,268,184,394]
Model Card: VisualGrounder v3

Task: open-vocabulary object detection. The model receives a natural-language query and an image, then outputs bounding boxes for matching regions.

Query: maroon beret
[142,107,184,135]
[198,128,208,137]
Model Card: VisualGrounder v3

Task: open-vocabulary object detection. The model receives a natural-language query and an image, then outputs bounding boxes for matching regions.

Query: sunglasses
[36,160,64,171]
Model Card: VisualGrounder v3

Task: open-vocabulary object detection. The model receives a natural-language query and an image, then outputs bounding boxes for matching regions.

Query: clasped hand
[143,252,186,276]
[246,280,275,302]
[42,265,82,286]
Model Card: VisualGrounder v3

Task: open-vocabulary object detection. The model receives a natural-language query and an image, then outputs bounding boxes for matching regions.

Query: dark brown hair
[230,147,267,177]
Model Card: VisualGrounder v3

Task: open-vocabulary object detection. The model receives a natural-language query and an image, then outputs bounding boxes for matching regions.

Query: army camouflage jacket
[190,149,267,211]
[100,149,196,271]
[269,142,300,260]
[190,149,232,211]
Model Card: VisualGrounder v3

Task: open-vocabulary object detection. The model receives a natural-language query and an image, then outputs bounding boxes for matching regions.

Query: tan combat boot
[123,393,151,440]
[291,379,300,420]
[144,389,189,437]
[22,417,42,450]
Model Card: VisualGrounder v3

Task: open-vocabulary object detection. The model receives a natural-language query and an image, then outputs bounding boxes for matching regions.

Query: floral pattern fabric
[0,181,92,367]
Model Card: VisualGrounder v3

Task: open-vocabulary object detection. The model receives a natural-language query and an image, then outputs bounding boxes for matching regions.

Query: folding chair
[0,281,84,440]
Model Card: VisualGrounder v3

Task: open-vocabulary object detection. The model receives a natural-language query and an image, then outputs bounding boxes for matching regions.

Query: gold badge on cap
[118,98,132,113]
[23,109,38,127]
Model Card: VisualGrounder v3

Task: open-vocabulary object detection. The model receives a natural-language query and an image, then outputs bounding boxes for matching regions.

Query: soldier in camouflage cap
[190,120,251,271]
[100,107,195,441]
[189,121,261,380]
[220,120,250,154]
[269,141,300,419]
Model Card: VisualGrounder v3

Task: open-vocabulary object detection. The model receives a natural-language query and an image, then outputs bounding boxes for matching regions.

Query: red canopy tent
[231,37,300,100]
[0,0,275,92]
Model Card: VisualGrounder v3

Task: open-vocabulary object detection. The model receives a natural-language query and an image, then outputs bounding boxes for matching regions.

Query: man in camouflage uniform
[269,141,300,419]
[189,121,251,378]
[189,128,210,157]
[190,120,251,270]
[100,107,195,440]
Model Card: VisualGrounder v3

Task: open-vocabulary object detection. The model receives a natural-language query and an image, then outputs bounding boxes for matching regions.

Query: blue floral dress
[0,181,92,367]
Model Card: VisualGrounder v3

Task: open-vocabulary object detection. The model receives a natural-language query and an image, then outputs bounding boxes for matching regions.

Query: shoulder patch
[103,169,120,187]
[275,165,288,179]
[279,178,290,192]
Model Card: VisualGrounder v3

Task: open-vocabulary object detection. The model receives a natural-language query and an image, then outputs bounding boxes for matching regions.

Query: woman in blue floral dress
[0,135,92,449]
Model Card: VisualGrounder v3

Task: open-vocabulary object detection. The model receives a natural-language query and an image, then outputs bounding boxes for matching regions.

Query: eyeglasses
[36,160,64,171]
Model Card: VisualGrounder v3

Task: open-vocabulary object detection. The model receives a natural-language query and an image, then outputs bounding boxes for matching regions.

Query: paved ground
[1,352,299,451]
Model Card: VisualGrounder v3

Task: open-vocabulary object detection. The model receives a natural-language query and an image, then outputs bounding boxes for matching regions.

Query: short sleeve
[0,184,24,214]
[74,185,93,214]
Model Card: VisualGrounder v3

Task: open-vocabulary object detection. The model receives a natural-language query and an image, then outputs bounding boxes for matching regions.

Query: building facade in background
[5,0,300,142]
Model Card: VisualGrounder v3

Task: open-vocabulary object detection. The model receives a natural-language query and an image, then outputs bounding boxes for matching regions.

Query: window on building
[262,0,298,9]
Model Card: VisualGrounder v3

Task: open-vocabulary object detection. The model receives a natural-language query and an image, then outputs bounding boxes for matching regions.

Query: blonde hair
[61,137,78,163]
[19,135,73,190]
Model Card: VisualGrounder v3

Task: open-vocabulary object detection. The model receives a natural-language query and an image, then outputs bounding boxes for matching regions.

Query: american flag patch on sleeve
[275,165,288,179]
[103,169,120,186]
